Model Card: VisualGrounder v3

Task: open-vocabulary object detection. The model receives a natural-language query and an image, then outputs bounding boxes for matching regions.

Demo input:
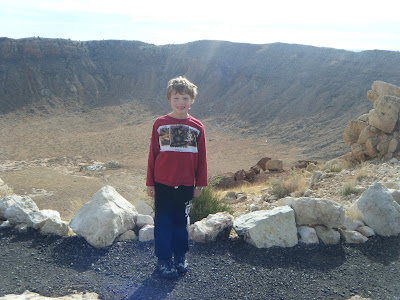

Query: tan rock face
[367,80,400,103]
[343,81,400,162]
[343,120,367,144]
[369,95,400,133]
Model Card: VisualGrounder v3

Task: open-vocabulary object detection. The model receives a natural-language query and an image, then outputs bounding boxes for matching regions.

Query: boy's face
[169,91,192,118]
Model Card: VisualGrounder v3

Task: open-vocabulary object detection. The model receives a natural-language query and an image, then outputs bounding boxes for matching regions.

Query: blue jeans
[154,182,193,260]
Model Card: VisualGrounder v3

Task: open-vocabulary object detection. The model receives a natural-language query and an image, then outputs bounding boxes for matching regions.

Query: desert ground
[0,103,305,221]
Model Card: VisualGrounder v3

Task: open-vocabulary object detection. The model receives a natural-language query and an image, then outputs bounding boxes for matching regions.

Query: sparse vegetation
[355,168,369,182]
[189,185,233,224]
[341,182,359,196]
[269,178,289,199]
[283,173,309,197]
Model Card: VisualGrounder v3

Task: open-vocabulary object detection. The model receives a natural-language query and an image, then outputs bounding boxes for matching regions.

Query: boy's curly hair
[167,76,198,103]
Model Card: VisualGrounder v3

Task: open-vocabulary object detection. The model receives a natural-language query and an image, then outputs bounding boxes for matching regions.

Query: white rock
[389,189,400,204]
[249,203,261,212]
[353,219,365,227]
[278,197,345,229]
[314,225,341,244]
[189,212,234,243]
[115,230,137,242]
[41,218,70,236]
[139,224,154,242]
[233,206,298,248]
[347,182,400,236]
[136,214,154,228]
[0,220,11,228]
[30,210,61,229]
[356,226,375,237]
[1,195,39,219]
[343,216,359,231]
[297,226,319,244]
[0,290,100,299]
[340,229,368,243]
[132,199,153,216]
[69,186,138,248]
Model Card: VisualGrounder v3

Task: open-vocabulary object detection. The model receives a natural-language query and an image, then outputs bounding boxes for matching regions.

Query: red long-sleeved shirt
[146,114,208,187]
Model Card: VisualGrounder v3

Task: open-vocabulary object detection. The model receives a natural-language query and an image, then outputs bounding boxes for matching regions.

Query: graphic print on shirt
[158,124,199,153]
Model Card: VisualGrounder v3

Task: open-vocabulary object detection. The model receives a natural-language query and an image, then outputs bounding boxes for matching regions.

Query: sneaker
[157,259,178,278]
[174,255,188,273]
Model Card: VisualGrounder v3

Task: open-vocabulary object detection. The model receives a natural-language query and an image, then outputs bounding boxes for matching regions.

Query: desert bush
[284,175,308,197]
[269,178,289,199]
[323,158,345,173]
[189,185,233,224]
[341,182,359,196]
[355,168,369,182]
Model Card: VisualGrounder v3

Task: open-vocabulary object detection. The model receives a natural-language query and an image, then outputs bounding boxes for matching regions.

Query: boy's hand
[193,187,203,198]
[147,186,155,198]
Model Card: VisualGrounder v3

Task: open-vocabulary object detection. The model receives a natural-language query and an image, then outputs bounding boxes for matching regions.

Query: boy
[146,76,208,278]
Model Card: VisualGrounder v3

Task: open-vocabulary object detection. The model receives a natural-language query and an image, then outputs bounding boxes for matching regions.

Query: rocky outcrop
[343,81,400,162]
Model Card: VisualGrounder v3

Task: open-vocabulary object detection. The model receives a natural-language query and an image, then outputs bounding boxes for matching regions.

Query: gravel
[1,227,400,300]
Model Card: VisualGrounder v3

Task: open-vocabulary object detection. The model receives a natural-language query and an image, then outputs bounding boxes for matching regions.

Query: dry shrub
[283,174,309,197]
[323,158,345,173]
[268,170,310,199]
[341,182,359,196]
[269,178,289,199]
[355,168,369,182]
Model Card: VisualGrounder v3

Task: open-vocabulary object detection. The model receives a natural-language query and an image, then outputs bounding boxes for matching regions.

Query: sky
[1,0,400,51]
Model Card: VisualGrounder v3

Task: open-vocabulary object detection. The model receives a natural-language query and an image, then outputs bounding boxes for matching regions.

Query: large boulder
[266,159,283,171]
[3,196,40,225]
[1,195,39,220]
[233,206,298,248]
[347,182,400,236]
[278,197,344,229]
[69,186,138,248]
[367,80,400,103]
[368,96,400,133]
[189,212,234,242]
